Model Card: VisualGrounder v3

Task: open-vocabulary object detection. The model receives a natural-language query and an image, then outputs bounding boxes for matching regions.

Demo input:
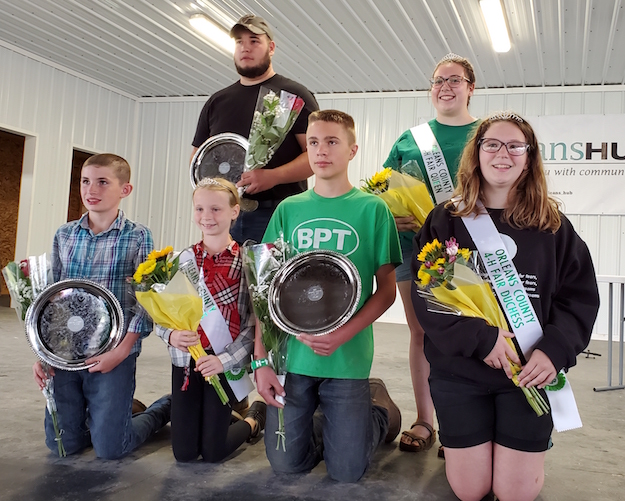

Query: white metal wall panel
[128,99,206,251]
[0,44,138,259]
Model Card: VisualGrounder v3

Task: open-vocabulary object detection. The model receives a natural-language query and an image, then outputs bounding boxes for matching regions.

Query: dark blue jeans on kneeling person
[44,353,171,459]
[264,374,389,482]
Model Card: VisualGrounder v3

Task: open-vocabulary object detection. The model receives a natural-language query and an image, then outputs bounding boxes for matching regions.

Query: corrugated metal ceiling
[0,0,623,98]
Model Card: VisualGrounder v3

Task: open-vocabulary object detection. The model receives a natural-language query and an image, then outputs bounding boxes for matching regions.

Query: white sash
[178,248,254,402]
[461,201,582,432]
[410,123,455,204]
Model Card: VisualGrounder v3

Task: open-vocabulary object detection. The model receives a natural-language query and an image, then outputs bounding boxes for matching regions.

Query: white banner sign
[527,114,625,215]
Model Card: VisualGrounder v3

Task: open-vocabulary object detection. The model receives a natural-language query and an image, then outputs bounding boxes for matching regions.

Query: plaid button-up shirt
[52,211,154,355]
[155,241,255,370]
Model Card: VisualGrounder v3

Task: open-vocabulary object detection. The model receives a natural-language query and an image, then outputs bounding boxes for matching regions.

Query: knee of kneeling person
[268,458,311,475]
[448,476,492,501]
[267,452,314,475]
[493,477,544,501]
[327,462,367,483]
[96,447,128,460]
[94,439,128,460]
[174,452,200,462]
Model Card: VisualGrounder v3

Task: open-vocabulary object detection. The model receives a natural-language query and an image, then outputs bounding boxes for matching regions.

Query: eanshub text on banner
[527,114,625,214]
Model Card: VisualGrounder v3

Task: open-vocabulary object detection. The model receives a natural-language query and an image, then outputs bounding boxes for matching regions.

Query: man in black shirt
[191,14,319,244]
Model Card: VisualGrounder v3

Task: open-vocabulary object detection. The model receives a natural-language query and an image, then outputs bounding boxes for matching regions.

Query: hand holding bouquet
[415,238,550,416]
[245,87,305,172]
[361,166,434,229]
[3,255,65,456]
[132,247,229,404]
[241,235,295,451]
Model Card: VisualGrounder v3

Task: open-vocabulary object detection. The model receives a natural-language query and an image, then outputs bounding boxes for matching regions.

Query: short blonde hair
[193,177,240,207]
[83,153,131,184]
[308,110,356,145]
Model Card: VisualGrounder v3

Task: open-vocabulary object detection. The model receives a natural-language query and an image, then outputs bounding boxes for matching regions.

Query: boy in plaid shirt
[32,153,170,459]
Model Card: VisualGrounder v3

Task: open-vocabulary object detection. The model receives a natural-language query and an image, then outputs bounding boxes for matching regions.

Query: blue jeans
[264,374,388,482]
[44,354,171,459]
[231,201,280,245]
[395,246,413,282]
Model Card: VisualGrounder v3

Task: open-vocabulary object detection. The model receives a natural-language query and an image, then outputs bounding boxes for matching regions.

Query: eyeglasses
[429,75,471,88]
[479,138,530,156]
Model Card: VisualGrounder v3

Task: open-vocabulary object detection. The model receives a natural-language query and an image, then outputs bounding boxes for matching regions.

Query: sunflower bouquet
[132,246,177,290]
[132,247,229,404]
[416,238,550,416]
[361,166,434,229]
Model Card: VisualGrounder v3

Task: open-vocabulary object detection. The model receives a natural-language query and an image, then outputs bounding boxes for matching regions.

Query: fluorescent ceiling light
[480,0,511,53]
[190,14,234,54]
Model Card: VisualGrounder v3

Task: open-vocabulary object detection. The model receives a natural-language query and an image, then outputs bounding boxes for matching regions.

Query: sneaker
[369,378,401,443]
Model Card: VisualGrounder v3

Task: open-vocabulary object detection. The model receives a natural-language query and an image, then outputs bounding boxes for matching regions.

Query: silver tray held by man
[189,132,249,189]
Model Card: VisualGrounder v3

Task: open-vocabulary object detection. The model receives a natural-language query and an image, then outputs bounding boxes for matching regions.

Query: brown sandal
[399,420,436,452]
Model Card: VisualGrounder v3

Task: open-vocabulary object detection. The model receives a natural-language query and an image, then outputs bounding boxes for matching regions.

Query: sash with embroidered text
[178,248,254,401]
[461,201,582,431]
[410,123,455,205]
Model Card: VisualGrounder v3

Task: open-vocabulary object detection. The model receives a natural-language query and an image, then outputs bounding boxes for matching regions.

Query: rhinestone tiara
[487,111,525,123]
[196,177,231,190]
[439,53,464,63]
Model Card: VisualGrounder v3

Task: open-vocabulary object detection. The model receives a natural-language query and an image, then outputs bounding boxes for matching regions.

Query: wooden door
[67,149,91,222]
[0,130,26,307]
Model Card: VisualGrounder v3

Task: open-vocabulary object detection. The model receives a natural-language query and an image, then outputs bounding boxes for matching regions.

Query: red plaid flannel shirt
[193,240,242,349]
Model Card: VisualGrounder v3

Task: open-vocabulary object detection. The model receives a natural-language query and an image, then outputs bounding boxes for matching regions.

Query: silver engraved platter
[24,279,125,371]
[190,132,249,189]
[268,250,362,336]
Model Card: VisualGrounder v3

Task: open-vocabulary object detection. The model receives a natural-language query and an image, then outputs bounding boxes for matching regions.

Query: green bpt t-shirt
[384,118,480,251]
[262,187,402,379]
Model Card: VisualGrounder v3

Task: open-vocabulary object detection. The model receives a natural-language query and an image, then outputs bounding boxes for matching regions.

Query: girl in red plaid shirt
[155,177,265,462]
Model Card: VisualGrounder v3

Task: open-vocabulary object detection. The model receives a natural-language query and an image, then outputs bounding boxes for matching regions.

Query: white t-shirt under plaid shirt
[51,210,154,355]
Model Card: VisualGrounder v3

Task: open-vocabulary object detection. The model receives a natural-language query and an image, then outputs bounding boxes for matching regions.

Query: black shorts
[430,376,553,452]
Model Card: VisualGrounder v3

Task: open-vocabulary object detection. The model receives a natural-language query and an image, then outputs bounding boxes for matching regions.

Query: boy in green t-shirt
[253,110,402,482]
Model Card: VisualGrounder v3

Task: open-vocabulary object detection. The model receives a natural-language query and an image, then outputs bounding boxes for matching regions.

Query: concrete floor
[0,305,623,501]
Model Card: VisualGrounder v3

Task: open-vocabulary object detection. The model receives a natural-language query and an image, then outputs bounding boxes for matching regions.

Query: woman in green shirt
[384,53,480,454]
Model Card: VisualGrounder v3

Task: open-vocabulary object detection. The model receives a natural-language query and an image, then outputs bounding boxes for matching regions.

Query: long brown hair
[449,112,561,232]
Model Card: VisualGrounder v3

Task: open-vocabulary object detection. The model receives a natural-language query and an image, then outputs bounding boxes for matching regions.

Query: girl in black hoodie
[412,112,599,501]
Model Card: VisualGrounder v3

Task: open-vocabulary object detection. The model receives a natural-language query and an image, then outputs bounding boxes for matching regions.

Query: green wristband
[251,358,270,371]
